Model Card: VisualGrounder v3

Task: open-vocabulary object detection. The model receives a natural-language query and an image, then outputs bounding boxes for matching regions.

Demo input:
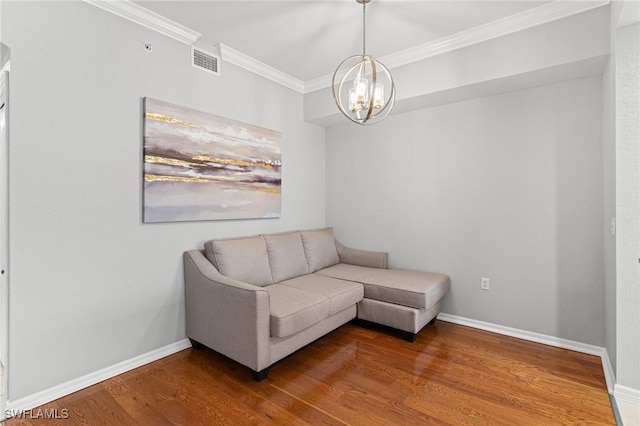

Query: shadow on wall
[326,77,606,347]
[554,87,605,347]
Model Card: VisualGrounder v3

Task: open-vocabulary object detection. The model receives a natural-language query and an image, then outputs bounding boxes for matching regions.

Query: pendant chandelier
[332,0,396,125]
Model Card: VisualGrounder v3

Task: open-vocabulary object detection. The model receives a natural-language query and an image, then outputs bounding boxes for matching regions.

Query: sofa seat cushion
[280,274,364,315]
[265,285,330,338]
[317,264,450,310]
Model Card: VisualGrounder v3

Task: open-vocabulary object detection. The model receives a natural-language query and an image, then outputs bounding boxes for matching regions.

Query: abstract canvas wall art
[143,98,281,223]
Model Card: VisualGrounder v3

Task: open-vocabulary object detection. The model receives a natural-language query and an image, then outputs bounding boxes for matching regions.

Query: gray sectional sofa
[183,227,450,381]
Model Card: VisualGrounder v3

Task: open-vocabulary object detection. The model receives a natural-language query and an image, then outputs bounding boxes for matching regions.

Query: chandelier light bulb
[349,88,358,112]
[355,78,367,102]
[372,83,384,109]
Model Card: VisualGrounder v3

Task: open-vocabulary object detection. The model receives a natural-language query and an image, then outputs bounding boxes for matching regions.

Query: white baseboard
[614,384,640,425]
[4,319,634,421]
[4,338,191,416]
[600,350,616,395]
[437,313,616,393]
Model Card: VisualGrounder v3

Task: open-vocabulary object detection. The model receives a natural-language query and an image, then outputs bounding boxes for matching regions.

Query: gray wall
[1,0,631,406]
[327,77,605,346]
[615,22,640,392]
[2,1,325,400]
[603,4,618,376]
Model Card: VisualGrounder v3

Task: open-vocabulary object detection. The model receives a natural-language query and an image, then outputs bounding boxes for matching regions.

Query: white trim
[1,324,629,418]
[601,350,616,394]
[614,385,640,425]
[437,313,616,393]
[81,0,201,45]
[0,66,9,421]
[615,384,640,404]
[617,0,640,28]
[304,0,609,93]
[82,1,305,92]
[218,44,305,93]
[385,0,609,70]
[82,0,609,94]
[3,339,191,417]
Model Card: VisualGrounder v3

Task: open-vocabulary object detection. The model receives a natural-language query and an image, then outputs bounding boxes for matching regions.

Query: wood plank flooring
[6,321,614,425]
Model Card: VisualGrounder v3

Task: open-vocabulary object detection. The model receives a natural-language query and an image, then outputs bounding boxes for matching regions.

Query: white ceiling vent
[191,43,220,76]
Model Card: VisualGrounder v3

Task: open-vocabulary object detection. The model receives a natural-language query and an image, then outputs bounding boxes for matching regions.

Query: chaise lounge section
[183,227,450,380]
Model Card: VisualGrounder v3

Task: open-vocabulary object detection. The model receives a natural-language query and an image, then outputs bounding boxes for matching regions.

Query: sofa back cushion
[300,227,340,272]
[264,232,310,283]
[204,236,274,286]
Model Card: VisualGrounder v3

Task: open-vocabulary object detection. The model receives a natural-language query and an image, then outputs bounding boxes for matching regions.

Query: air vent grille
[192,47,220,76]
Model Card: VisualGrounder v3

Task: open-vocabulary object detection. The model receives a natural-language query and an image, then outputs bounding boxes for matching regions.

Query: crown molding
[617,0,640,28]
[83,0,305,92]
[218,44,305,93]
[83,0,609,95]
[383,0,610,70]
[82,0,201,45]
[304,0,609,93]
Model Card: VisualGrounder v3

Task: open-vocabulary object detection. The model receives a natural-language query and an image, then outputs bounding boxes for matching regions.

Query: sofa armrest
[335,240,388,269]
[183,249,271,372]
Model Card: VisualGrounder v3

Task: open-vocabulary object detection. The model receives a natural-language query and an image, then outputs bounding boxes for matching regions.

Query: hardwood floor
[6,321,614,425]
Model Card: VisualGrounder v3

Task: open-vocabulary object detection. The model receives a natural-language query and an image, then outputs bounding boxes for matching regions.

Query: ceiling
[133,1,553,83]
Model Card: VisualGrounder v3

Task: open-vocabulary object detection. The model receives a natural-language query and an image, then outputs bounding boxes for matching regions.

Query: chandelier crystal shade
[332,0,395,125]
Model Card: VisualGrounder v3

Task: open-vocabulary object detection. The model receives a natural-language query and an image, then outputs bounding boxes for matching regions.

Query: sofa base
[354,318,374,329]
[251,367,270,382]
[357,298,442,337]
[353,316,437,342]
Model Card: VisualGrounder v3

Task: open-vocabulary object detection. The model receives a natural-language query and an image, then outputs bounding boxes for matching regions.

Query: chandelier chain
[362,1,366,57]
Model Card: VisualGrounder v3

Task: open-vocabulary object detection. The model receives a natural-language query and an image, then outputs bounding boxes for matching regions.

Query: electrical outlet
[481,278,490,291]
